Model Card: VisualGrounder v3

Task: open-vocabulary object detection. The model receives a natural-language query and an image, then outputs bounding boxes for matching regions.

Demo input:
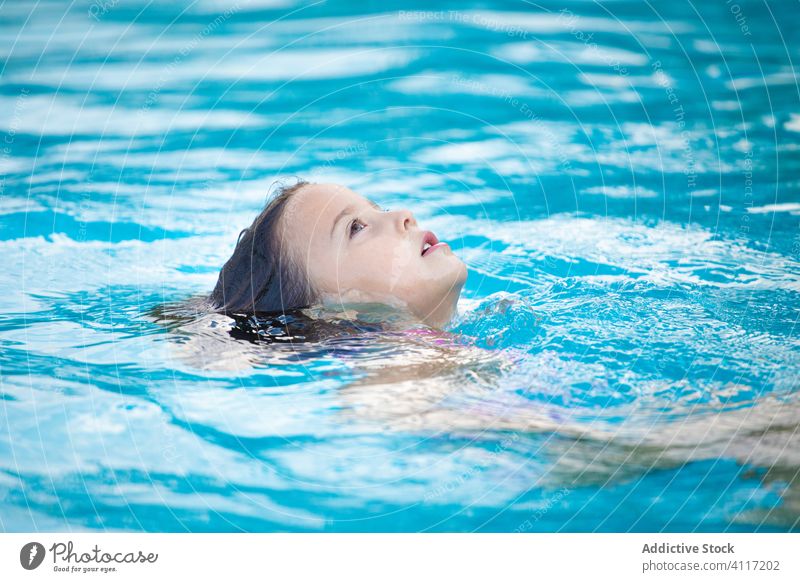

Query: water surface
[1,0,799,532]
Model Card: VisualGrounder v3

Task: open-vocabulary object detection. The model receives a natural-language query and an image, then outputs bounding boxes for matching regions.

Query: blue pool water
[1,0,799,532]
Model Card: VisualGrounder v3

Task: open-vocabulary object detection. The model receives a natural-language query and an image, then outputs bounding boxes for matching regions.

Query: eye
[348,218,366,238]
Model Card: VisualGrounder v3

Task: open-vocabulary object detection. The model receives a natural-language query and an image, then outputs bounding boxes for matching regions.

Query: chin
[442,262,467,302]
[445,255,468,289]
[455,258,468,286]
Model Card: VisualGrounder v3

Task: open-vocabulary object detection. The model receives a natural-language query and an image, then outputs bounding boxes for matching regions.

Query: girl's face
[281,183,467,328]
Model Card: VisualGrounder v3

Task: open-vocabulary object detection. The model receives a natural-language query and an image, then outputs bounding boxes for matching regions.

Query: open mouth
[421,230,448,257]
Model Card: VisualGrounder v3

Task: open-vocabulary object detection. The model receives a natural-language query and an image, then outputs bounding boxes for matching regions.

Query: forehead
[285,183,363,222]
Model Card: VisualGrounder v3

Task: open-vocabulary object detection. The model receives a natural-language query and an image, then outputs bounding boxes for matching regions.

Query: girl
[211,180,468,330]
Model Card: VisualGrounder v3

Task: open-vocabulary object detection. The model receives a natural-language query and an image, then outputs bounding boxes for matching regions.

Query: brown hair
[210,180,316,314]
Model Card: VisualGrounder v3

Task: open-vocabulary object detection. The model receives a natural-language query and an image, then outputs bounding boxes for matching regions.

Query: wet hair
[210,180,316,314]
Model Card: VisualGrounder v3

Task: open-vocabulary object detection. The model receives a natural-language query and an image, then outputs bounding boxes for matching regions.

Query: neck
[418,291,460,330]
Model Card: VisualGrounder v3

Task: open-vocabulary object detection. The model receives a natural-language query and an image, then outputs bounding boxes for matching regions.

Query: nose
[392,208,416,232]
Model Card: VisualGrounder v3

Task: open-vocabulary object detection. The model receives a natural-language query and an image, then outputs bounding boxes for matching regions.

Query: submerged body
[152,295,800,532]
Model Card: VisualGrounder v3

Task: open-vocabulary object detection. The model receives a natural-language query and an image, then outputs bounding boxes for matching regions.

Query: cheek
[301,240,342,292]
[339,240,419,291]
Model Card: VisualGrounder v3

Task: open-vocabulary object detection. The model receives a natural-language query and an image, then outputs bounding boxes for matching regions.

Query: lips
[421,230,448,257]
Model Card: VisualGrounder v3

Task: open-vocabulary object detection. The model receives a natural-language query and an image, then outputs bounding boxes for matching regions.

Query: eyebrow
[330,204,355,239]
[329,199,382,239]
